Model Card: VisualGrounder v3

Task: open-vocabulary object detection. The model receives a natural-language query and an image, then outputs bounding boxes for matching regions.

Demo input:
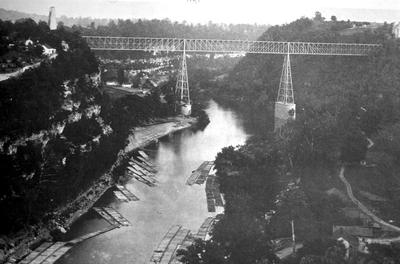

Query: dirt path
[339,137,400,244]
[339,166,400,233]
[338,137,400,243]
[0,62,41,82]
[339,166,400,243]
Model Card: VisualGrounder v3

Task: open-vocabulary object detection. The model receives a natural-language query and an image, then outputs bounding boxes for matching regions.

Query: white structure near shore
[42,44,56,56]
[393,22,400,38]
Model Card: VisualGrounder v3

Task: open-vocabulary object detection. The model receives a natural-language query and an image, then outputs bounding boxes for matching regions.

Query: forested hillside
[178,15,400,264]
[0,7,269,39]
[209,17,392,131]
[213,15,398,166]
[0,8,269,41]
[0,19,177,237]
[79,18,269,60]
[78,19,269,40]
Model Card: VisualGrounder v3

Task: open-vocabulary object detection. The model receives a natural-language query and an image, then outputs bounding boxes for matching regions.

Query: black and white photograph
[0,0,399,263]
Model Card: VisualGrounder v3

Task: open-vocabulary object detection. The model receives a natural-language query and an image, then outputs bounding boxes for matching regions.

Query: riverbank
[47,100,247,264]
[58,116,197,229]
[2,116,197,263]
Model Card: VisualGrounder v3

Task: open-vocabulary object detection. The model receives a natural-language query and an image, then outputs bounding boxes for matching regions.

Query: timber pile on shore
[194,217,215,240]
[150,225,191,264]
[150,216,220,264]
[54,118,192,229]
[126,150,158,187]
[114,184,140,202]
[124,116,197,154]
[93,207,131,227]
[17,225,118,264]
[186,161,214,185]
[206,176,224,212]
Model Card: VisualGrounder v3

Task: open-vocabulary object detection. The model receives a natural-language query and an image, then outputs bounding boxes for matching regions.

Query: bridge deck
[83,36,381,56]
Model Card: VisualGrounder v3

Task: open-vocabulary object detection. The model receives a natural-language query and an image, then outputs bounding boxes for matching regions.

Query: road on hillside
[338,137,400,243]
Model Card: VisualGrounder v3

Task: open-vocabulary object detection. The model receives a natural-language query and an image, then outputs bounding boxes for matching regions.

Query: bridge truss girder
[83,36,381,56]
[84,36,381,128]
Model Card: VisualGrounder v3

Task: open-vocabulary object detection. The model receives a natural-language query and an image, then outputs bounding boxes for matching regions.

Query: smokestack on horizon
[48,6,57,30]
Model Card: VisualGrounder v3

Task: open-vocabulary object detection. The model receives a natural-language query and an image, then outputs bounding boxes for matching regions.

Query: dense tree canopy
[181,15,400,264]
[79,18,269,40]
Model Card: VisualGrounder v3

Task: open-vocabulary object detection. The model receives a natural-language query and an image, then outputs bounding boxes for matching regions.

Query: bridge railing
[82,36,381,56]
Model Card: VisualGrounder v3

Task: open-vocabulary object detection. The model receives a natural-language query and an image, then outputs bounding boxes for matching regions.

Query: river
[57,100,249,264]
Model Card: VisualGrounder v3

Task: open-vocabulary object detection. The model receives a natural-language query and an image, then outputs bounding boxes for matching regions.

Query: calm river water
[57,100,249,264]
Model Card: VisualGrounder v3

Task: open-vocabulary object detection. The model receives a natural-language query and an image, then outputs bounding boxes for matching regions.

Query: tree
[367,243,400,263]
[324,244,346,263]
[331,16,337,22]
[57,21,65,30]
[314,11,325,22]
[29,44,44,57]
[359,107,382,136]
[340,130,368,163]
[375,122,400,163]
[297,238,337,257]
[300,255,325,264]
[117,67,125,85]
[177,239,227,264]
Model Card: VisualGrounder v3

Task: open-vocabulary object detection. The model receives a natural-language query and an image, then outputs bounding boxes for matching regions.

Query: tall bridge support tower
[275,52,295,131]
[175,40,191,116]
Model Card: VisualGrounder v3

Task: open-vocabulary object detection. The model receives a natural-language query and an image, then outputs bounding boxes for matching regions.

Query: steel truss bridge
[83,36,381,127]
[82,36,380,56]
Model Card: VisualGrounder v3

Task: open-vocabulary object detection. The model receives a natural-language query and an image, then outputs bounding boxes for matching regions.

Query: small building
[25,38,33,46]
[333,225,374,238]
[105,81,118,86]
[61,40,69,51]
[341,207,369,220]
[393,22,400,38]
[159,93,167,104]
[121,83,132,88]
[42,44,56,56]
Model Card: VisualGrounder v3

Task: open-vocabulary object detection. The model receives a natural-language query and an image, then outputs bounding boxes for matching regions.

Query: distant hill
[0,8,47,23]
[0,8,111,27]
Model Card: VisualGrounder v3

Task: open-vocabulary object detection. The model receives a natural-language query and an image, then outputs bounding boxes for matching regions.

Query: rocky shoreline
[1,116,197,264]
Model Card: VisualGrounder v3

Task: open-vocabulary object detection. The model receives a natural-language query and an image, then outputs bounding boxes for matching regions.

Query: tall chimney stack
[48,6,57,30]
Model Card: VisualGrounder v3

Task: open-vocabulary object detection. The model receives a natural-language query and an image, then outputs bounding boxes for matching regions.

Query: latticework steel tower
[277,53,294,104]
[175,40,191,115]
[275,53,296,130]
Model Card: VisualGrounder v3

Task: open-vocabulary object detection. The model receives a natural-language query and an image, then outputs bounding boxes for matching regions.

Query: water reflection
[58,100,248,264]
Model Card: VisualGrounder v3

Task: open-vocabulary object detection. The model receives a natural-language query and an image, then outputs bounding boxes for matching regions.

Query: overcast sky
[1,0,399,24]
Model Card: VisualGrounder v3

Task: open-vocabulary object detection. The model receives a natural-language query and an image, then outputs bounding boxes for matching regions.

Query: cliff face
[0,24,109,234]
[0,20,180,237]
